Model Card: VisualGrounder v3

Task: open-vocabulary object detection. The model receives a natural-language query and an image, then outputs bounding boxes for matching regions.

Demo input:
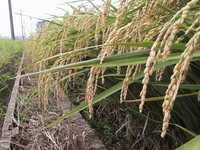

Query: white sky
[0,0,103,38]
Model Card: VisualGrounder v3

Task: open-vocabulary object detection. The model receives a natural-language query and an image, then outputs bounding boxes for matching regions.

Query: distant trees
[36,20,46,32]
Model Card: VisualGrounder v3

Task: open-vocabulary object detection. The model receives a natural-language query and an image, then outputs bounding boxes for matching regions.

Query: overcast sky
[0,0,102,38]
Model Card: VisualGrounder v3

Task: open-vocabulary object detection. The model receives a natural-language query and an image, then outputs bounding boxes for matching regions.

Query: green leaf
[124,91,200,102]
[175,124,198,137]
[150,83,200,90]
[19,48,200,78]
[126,4,145,16]
[176,135,200,150]
[45,52,199,128]
[16,13,63,26]
[140,25,161,34]
[19,49,150,77]
[47,14,93,19]
[108,42,186,50]
[88,0,100,12]
[34,41,187,64]
[79,19,116,42]
[45,77,126,128]
[156,4,176,14]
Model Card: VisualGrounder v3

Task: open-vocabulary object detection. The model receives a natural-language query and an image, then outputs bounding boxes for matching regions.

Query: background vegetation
[25,0,200,149]
[0,38,24,109]
[0,38,24,132]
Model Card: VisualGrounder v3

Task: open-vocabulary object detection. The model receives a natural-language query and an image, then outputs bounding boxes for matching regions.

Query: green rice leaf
[176,135,200,150]
[16,13,63,26]
[156,4,176,14]
[19,49,200,77]
[126,4,145,16]
[175,124,198,137]
[108,41,186,50]
[88,0,100,12]
[124,91,200,102]
[45,52,199,128]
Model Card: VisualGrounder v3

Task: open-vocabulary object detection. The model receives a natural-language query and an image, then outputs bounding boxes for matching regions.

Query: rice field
[3,0,200,149]
[0,38,24,136]
[0,38,24,106]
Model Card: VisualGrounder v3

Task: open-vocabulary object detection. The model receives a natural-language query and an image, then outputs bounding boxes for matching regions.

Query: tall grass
[25,0,200,149]
[0,39,24,70]
[0,38,24,116]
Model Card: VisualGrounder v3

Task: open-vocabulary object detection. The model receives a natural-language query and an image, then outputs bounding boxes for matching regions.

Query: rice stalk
[139,0,198,114]
[26,1,200,144]
[161,25,200,138]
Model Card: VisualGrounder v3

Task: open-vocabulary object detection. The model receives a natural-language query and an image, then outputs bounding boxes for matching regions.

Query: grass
[0,38,24,121]
[0,39,24,68]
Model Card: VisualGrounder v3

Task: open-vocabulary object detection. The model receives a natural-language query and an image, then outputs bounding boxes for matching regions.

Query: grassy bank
[0,38,24,119]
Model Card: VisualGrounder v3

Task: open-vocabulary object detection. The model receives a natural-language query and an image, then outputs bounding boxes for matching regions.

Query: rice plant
[25,0,200,149]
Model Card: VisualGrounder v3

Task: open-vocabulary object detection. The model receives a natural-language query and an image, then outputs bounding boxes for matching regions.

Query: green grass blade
[66,3,78,11]
[47,14,93,19]
[38,45,103,62]
[124,91,200,102]
[19,49,150,77]
[156,4,176,14]
[79,19,116,42]
[19,49,200,77]
[126,4,145,16]
[175,124,198,137]
[176,135,200,150]
[108,41,186,50]
[15,13,63,26]
[148,82,200,90]
[45,72,143,128]
[45,53,199,128]
[88,0,100,12]
[36,41,187,63]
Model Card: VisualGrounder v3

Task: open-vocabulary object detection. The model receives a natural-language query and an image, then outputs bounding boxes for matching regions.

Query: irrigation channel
[0,52,107,150]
